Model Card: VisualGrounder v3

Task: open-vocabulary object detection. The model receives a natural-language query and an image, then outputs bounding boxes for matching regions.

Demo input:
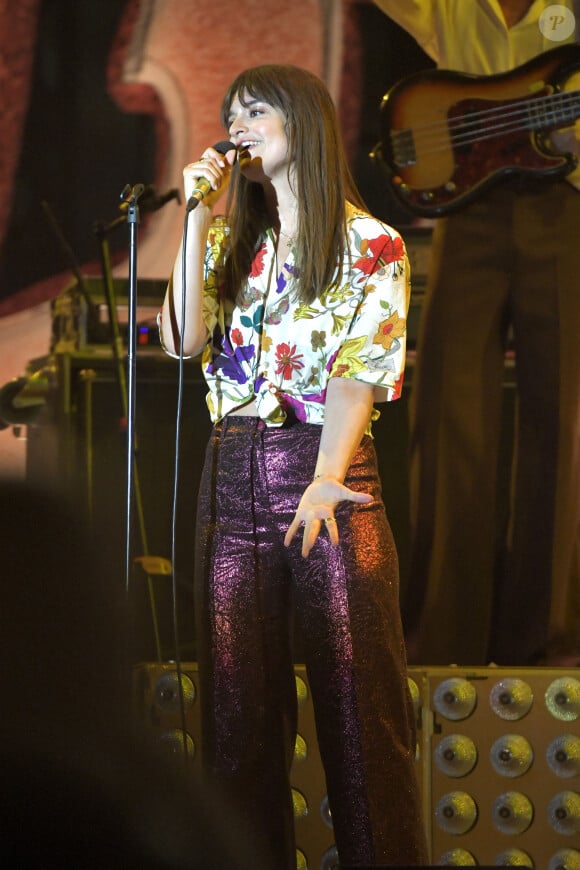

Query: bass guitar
[373,43,580,217]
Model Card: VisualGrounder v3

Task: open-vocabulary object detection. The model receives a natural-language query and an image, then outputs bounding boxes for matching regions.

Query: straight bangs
[220,66,292,134]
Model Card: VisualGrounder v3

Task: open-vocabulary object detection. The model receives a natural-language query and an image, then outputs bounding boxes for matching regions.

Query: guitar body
[376,43,580,216]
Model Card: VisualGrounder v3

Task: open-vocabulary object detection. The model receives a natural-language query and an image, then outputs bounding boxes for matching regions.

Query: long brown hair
[219,64,366,305]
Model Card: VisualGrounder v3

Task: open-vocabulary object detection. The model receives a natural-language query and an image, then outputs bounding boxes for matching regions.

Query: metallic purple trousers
[194,416,427,868]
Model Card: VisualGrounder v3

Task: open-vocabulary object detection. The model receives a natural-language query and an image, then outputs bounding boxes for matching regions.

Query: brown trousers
[405,180,580,665]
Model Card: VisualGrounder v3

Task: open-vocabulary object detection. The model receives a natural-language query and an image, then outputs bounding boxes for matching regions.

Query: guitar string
[392,93,580,157]
[391,89,580,158]
[392,95,580,157]
[393,89,580,138]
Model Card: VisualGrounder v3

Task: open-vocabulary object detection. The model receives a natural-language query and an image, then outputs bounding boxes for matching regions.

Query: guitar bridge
[390,128,416,167]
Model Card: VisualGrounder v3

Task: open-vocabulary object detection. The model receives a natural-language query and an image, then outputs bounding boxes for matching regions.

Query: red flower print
[275,343,305,380]
[231,328,243,346]
[354,234,404,275]
[381,235,404,264]
[250,242,268,277]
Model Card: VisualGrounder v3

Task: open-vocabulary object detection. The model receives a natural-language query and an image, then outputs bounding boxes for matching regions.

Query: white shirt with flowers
[196,202,410,428]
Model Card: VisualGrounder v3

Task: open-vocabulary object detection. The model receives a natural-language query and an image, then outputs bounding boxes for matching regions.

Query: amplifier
[50,276,167,352]
[134,663,580,869]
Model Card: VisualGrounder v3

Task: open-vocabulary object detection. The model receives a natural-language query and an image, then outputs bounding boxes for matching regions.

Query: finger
[301,519,322,558]
[184,156,224,179]
[344,490,373,504]
[324,516,339,546]
[184,161,221,187]
[204,147,237,168]
[196,143,227,162]
[225,147,238,166]
[184,158,218,173]
[284,516,303,548]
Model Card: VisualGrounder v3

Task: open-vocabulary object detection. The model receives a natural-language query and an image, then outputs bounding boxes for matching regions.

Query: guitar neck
[377,43,580,217]
[528,89,580,131]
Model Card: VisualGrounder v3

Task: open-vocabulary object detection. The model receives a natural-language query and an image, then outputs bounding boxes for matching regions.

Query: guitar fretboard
[391,87,580,168]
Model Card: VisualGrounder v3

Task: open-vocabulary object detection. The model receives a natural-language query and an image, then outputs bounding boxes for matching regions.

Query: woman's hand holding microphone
[184,140,237,213]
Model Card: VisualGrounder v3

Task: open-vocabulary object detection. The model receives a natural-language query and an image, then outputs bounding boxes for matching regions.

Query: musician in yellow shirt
[373,0,580,666]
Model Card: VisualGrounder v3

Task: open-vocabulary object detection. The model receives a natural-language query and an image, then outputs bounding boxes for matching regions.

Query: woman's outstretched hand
[284,475,372,558]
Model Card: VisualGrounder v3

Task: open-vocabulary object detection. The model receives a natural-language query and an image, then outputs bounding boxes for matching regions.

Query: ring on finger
[324,517,336,524]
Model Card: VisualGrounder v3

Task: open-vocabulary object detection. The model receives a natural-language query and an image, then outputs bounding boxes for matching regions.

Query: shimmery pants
[194,416,427,868]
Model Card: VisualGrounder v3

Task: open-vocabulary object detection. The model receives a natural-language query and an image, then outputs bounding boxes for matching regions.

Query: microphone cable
[167,208,195,763]
[167,143,235,760]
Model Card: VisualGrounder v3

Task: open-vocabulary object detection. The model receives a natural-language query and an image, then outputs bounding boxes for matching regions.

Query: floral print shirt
[186,203,409,428]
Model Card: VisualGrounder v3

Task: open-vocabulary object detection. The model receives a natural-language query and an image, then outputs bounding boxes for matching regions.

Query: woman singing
[160,63,427,869]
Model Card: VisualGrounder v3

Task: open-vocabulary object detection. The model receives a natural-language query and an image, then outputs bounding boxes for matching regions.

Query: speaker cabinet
[133,661,337,870]
[134,663,580,869]
[418,666,580,868]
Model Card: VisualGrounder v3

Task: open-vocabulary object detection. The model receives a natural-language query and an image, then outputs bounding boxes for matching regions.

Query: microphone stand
[94,184,163,662]
[124,184,142,603]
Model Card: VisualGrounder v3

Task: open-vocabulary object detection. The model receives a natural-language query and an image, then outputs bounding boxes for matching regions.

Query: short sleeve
[329,220,410,401]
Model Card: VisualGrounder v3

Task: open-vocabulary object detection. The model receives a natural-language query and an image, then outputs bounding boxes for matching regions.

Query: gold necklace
[277,224,296,248]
